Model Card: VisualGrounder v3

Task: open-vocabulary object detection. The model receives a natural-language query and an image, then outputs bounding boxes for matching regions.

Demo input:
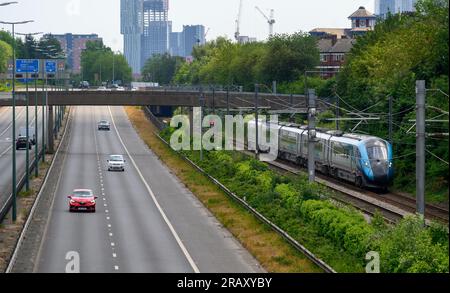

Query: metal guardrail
[143,107,336,273]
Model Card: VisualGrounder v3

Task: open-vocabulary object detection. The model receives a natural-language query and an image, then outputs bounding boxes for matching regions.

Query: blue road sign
[16,59,40,73]
[45,60,57,73]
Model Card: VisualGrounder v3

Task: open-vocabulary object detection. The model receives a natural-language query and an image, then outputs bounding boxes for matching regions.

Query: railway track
[263,156,449,225]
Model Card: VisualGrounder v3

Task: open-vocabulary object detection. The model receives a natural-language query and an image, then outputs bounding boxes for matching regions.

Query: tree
[80,40,132,85]
[141,53,184,85]
[0,30,25,58]
[258,32,319,83]
[0,40,12,73]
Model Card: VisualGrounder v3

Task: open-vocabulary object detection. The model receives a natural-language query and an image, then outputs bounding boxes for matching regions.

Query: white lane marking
[107,216,110,220]
[108,106,200,273]
[105,210,109,213]
[0,107,43,159]
[111,242,115,247]
[0,107,26,137]
[114,266,119,271]
[109,233,113,237]
[108,224,112,228]
[112,253,117,258]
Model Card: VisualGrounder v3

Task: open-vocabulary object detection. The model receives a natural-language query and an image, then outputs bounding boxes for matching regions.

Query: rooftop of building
[349,6,376,18]
[317,38,356,54]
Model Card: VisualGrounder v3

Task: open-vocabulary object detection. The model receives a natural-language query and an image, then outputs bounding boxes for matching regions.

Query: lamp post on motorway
[0,18,34,221]
[0,2,18,6]
[35,45,58,164]
[18,32,43,180]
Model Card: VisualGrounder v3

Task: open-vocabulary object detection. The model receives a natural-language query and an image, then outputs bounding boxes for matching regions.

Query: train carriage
[247,120,394,189]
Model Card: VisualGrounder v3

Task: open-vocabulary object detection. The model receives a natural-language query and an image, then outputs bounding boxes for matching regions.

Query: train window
[333,143,345,157]
[367,146,387,160]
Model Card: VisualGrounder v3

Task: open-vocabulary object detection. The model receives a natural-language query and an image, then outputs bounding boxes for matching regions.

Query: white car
[98,86,109,91]
[116,86,125,91]
[107,155,125,172]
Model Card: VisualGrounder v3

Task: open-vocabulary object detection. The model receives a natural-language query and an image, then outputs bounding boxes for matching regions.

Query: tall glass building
[121,0,143,75]
[375,0,417,18]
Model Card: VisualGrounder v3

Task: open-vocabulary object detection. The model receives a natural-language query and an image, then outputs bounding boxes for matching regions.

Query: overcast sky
[0,0,375,52]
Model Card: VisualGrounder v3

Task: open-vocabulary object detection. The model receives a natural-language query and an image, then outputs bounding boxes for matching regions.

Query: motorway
[35,106,262,273]
[0,106,46,216]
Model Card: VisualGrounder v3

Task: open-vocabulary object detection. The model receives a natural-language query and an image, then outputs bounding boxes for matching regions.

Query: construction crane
[255,6,275,38]
[235,0,243,42]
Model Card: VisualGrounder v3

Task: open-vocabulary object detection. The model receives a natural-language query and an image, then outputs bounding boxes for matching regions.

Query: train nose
[371,160,391,184]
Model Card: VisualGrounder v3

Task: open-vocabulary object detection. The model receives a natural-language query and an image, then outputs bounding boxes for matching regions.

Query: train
[247,120,394,189]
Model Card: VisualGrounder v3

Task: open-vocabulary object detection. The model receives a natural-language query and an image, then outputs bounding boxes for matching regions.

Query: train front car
[358,139,394,190]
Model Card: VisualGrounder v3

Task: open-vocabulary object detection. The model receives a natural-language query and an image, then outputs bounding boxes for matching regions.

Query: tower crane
[235,0,243,42]
[255,6,275,38]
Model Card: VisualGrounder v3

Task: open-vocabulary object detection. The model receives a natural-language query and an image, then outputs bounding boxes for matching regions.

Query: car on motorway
[68,189,97,213]
[15,136,32,150]
[79,81,90,89]
[98,86,109,91]
[116,86,125,91]
[107,155,126,172]
[98,120,111,131]
[19,127,36,145]
[131,87,139,91]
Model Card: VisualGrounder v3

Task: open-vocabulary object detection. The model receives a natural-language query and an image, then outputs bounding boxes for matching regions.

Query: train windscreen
[367,145,388,160]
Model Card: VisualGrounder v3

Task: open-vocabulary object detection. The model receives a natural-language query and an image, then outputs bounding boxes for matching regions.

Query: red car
[68,189,97,213]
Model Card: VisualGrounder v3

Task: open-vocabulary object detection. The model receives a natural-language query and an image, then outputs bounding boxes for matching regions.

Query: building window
[333,54,344,62]
[320,54,327,62]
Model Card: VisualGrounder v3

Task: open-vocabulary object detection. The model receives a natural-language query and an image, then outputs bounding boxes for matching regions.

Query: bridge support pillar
[47,105,54,154]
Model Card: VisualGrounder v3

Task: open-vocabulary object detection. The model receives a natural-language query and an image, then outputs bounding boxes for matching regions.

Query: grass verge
[124,106,323,273]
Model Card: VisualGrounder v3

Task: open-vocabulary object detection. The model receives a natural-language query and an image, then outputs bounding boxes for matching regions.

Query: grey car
[98,120,111,131]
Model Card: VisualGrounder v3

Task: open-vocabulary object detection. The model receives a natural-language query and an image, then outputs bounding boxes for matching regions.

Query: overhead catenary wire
[426,149,449,165]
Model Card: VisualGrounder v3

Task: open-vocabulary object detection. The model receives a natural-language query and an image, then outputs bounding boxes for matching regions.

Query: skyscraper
[121,0,206,75]
[182,25,205,57]
[121,0,143,75]
[395,0,418,13]
[375,0,396,18]
[141,0,171,69]
[375,0,418,18]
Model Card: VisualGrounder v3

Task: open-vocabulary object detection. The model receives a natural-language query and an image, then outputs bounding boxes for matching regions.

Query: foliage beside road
[161,126,449,273]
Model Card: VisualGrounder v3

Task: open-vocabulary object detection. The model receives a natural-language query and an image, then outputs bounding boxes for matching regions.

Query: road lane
[0,106,45,215]
[35,106,262,273]
[108,106,261,273]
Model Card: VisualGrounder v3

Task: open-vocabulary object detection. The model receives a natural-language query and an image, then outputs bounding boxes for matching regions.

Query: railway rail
[264,156,449,225]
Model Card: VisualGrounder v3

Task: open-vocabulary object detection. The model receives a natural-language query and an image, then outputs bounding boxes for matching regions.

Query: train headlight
[389,161,393,168]
[364,161,370,167]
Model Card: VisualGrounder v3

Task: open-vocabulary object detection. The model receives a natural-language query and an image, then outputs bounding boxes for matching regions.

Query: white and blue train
[248,120,394,189]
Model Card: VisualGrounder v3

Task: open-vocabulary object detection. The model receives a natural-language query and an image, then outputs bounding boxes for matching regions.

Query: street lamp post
[0,19,34,221]
[0,2,18,6]
[18,32,43,180]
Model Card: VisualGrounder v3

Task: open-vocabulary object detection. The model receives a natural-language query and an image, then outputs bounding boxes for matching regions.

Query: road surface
[35,106,262,273]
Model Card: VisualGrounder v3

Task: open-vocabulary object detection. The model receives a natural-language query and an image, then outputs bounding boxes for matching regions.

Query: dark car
[80,81,90,89]
[16,136,32,150]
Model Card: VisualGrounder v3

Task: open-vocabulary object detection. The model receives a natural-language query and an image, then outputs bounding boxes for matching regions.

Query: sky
[0,0,375,52]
